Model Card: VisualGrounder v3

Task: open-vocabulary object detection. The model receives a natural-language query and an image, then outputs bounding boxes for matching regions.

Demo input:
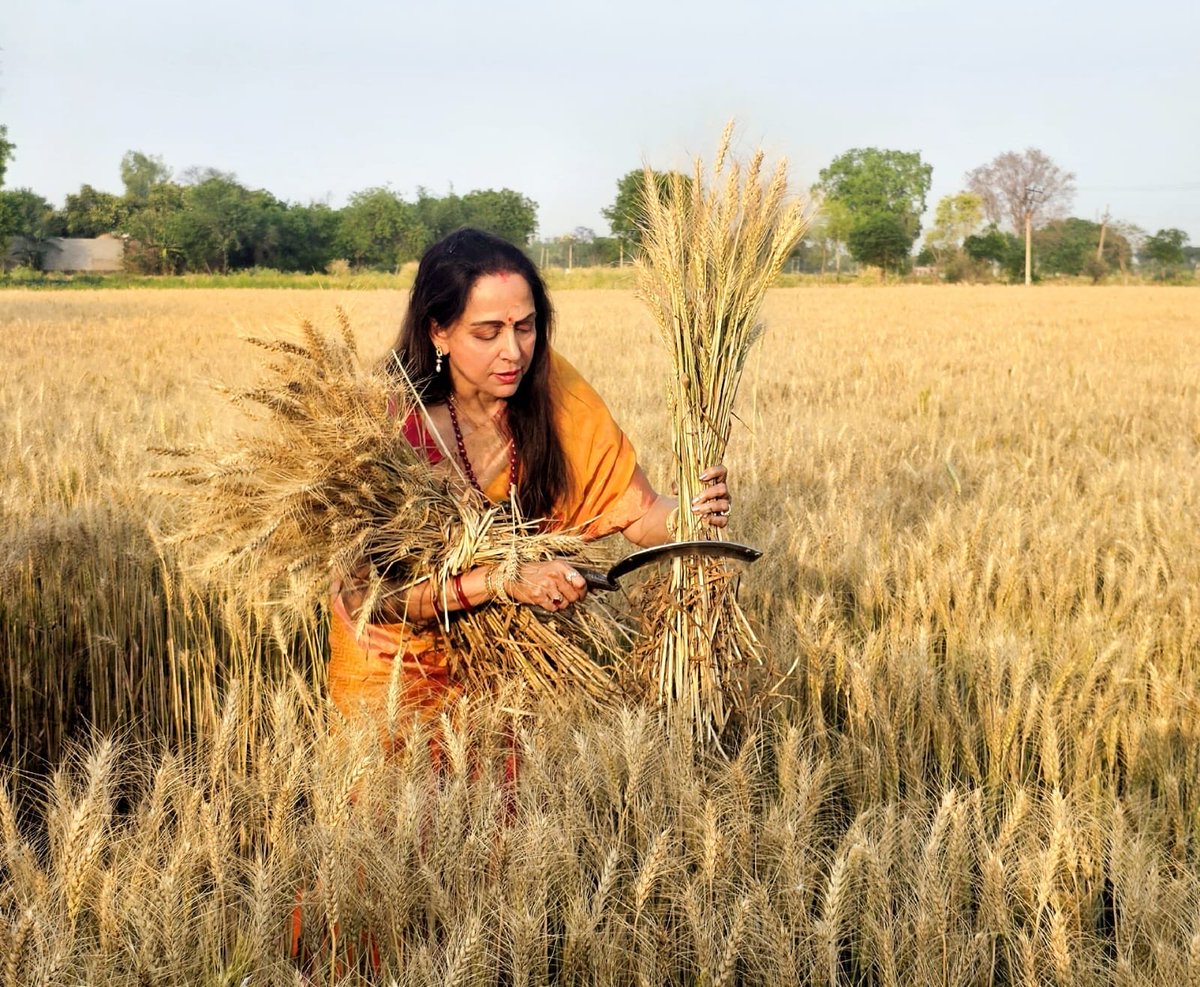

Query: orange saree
[326,351,657,728]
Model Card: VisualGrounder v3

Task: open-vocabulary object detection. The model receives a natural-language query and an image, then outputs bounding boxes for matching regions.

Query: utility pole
[1096,204,1111,261]
[1023,185,1044,285]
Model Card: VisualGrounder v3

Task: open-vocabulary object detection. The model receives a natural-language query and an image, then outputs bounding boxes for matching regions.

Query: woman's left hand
[690,464,732,529]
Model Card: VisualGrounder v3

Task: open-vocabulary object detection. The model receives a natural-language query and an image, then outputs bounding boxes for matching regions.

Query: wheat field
[1,285,1198,985]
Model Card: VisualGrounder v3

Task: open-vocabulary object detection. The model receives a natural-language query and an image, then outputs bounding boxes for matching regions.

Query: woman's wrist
[426,567,493,622]
[451,573,473,613]
[485,564,512,604]
[665,505,681,540]
[651,498,681,546]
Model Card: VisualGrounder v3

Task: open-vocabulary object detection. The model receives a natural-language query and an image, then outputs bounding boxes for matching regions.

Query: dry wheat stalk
[634,121,812,741]
[153,310,636,706]
[48,739,116,926]
[3,908,34,987]
[712,894,750,987]
[4,689,1200,983]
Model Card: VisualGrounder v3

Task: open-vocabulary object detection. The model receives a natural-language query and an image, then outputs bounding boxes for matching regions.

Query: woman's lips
[494,370,521,383]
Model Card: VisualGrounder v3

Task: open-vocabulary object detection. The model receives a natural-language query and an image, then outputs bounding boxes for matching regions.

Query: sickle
[575,540,763,592]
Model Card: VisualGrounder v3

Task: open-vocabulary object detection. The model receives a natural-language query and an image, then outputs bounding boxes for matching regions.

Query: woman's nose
[499,327,521,359]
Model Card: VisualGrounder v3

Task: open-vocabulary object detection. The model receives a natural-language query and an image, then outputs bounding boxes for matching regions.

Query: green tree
[1141,228,1188,269]
[1082,255,1109,284]
[602,169,687,250]
[1105,221,1143,274]
[273,202,340,273]
[413,189,466,245]
[0,126,17,255]
[0,189,56,237]
[964,225,1024,281]
[120,150,172,205]
[1034,217,1130,277]
[0,189,59,266]
[63,184,126,237]
[584,235,622,267]
[806,199,855,274]
[336,187,428,270]
[122,183,187,273]
[180,165,237,186]
[169,177,267,273]
[922,192,984,265]
[815,148,932,244]
[0,125,14,188]
[846,212,912,273]
[460,188,537,245]
[237,189,293,270]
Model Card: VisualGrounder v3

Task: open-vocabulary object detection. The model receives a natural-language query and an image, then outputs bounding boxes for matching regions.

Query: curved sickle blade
[578,540,763,592]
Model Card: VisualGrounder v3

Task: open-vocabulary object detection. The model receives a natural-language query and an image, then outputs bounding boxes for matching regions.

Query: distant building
[4,235,125,273]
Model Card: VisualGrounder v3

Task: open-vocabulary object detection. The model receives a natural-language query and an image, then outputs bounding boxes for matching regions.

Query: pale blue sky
[3,0,1198,242]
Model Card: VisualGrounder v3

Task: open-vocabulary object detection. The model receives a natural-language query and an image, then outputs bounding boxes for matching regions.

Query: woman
[328,228,732,725]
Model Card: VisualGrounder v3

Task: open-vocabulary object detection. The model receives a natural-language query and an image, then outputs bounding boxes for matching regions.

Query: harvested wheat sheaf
[635,123,812,741]
[153,309,636,706]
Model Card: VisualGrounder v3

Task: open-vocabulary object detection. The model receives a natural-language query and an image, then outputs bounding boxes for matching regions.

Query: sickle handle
[576,566,619,592]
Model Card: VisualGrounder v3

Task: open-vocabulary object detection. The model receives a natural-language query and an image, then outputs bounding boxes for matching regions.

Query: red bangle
[452,573,473,613]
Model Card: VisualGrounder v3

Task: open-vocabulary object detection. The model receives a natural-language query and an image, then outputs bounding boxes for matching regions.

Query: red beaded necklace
[446,395,517,500]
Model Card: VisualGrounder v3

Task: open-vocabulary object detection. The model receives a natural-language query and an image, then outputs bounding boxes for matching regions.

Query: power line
[1076,183,1200,193]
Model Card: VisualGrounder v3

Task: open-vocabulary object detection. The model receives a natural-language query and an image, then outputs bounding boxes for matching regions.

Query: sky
[3,0,1198,243]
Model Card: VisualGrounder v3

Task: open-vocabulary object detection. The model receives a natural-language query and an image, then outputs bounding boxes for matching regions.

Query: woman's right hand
[505,560,589,612]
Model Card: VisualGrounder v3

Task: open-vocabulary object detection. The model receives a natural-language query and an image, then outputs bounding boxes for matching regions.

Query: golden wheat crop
[634,123,812,740]
[2,285,1199,984]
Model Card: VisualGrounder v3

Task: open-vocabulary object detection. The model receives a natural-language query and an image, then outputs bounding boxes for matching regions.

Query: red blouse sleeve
[400,410,444,465]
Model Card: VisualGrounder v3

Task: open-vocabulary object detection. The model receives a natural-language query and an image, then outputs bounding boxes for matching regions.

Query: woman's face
[431,271,538,406]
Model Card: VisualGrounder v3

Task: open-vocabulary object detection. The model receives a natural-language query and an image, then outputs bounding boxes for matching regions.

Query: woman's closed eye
[472,318,535,341]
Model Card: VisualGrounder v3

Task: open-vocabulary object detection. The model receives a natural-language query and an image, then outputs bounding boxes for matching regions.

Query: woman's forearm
[340,565,498,624]
[398,566,496,622]
[340,553,589,625]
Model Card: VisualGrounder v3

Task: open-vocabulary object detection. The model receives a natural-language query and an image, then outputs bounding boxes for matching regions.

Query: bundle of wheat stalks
[154,310,630,705]
[635,123,812,741]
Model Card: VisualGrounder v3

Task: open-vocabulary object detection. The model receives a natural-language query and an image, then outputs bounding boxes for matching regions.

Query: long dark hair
[386,228,569,521]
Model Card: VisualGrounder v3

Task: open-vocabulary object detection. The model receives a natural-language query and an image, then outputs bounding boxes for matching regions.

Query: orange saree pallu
[327,590,460,733]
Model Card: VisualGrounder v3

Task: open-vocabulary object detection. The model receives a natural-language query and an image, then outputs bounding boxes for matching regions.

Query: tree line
[0,139,537,274]
[608,148,1195,282]
[0,124,1194,280]
[800,147,1193,280]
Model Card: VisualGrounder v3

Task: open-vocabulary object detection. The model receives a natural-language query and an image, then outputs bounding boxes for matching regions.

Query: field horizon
[2,262,1197,292]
